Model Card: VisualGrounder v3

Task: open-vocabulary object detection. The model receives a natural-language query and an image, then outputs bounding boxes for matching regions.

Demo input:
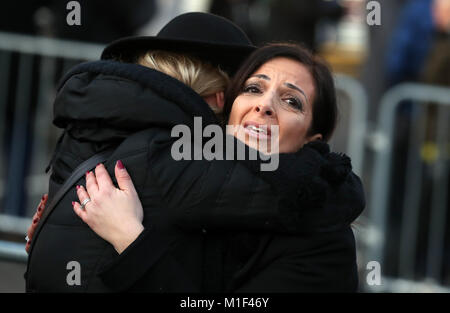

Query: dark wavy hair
[223,42,338,142]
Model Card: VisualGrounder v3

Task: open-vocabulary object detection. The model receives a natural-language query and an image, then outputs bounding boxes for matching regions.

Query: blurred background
[0,0,449,292]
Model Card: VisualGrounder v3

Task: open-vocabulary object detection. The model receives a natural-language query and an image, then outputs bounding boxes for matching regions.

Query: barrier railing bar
[0,31,103,61]
[0,240,27,263]
[334,73,368,176]
[0,51,12,196]
[398,102,426,279]
[29,57,57,197]
[365,276,450,293]
[3,54,34,215]
[426,106,449,280]
[0,214,32,235]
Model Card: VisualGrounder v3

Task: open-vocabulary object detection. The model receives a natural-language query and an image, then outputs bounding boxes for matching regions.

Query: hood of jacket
[53,60,219,143]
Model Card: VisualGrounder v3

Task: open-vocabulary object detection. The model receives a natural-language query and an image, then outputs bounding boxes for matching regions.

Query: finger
[34,195,44,213]
[36,194,48,219]
[27,215,40,242]
[76,185,93,210]
[115,160,137,194]
[72,201,89,224]
[26,215,35,240]
[25,194,49,253]
[95,163,114,191]
[85,170,99,196]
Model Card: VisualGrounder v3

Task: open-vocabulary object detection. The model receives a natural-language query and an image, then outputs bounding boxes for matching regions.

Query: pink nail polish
[72,201,75,206]
[117,160,124,169]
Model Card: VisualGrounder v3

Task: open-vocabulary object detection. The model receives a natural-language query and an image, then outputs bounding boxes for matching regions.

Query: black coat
[25,61,365,292]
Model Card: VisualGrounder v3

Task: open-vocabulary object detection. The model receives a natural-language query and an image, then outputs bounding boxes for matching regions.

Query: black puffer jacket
[25,61,365,292]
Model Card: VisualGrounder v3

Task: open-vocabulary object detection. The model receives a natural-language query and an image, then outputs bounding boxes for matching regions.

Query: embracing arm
[73,130,364,246]
[147,130,364,234]
[145,130,285,232]
[72,131,364,291]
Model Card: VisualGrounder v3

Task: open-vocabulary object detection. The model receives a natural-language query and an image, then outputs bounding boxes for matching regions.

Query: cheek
[228,97,248,125]
[278,113,311,152]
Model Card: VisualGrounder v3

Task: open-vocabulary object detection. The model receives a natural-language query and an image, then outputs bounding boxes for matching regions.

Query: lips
[243,121,273,139]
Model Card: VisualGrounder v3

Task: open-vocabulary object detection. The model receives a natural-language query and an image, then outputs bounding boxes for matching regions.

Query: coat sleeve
[97,227,173,292]
[146,130,295,233]
[146,130,365,234]
[231,227,359,292]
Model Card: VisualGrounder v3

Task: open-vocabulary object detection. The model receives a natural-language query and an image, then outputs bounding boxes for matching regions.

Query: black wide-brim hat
[101,12,257,75]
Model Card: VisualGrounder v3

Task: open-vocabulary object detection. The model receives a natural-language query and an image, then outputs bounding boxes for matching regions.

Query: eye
[283,96,303,111]
[242,84,261,94]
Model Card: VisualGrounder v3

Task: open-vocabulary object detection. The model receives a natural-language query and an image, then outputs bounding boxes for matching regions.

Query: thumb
[115,160,136,194]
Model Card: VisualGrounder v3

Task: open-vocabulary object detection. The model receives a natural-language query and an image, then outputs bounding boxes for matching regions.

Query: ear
[215,91,225,110]
[305,133,323,144]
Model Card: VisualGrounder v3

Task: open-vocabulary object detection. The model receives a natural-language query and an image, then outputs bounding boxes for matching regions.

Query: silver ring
[25,235,29,242]
[80,198,91,210]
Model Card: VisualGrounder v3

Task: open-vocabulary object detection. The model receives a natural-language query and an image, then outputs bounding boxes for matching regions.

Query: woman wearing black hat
[25,11,258,292]
[25,13,364,292]
[69,43,364,292]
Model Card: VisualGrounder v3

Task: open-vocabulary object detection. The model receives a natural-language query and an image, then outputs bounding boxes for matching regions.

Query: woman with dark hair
[224,43,337,142]
[68,42,365,292]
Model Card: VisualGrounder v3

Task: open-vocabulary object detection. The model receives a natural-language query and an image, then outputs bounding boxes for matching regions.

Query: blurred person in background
[209,0,259,43]
[0,0,156,216]
[384,0,450,284]
[262,0,346,51]
[0,0,156,42]
[0,1,49,36]
[386,0,449,86]
[360,0,408,120]
[422,0,450,87]
[209,0,347,49]
[0,1,52,216]
[417,0,450,286]
[48,0,157,43]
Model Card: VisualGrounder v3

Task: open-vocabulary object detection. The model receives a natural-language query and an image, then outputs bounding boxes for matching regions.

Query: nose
[254,98,275,117]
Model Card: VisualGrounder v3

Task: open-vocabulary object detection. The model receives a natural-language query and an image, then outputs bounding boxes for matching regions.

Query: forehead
[252,57,313,85]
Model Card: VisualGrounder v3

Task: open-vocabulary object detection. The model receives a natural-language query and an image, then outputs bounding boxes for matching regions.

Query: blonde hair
[137,50,229,113]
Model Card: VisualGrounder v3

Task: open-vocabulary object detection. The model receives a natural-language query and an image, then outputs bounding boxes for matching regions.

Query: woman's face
[228,57,322,153]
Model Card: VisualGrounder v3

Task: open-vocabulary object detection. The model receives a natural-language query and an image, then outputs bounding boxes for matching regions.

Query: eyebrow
[249,74,309,104]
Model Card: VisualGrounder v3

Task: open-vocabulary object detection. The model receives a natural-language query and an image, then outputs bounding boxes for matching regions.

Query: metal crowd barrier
[333,73,369,176]
[0,214,31,263]
[366,83,450,292]
[0,240,28,263]
[0,32,103,216]
[0,32,103,264]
